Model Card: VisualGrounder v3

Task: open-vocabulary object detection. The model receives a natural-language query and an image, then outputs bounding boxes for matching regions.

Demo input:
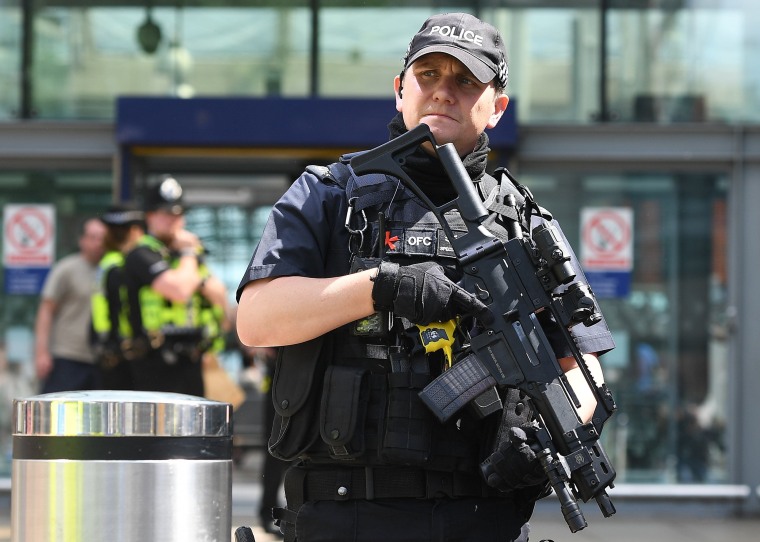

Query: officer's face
[394,53,509,156]
[146,209,185,243]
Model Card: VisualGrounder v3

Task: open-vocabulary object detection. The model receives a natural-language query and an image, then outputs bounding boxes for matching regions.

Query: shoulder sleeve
[236,170,351,301]
[41,255,73,302]
[124,245,169,287]
[538,218,616,357]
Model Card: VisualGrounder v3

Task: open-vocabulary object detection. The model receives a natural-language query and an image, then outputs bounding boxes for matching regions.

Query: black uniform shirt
[124,241,171,289]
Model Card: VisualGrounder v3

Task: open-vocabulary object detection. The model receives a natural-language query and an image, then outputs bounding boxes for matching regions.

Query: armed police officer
[124,175,230,397]
[236,12,614,542]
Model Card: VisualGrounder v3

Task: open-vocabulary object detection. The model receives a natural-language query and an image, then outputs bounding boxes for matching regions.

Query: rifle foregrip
[418,352,498,422]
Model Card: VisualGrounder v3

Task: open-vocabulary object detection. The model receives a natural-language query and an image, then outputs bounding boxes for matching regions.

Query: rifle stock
[351,123,617,532]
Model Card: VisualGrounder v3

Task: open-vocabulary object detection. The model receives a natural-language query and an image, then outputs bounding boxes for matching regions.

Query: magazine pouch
[319,365,370,459]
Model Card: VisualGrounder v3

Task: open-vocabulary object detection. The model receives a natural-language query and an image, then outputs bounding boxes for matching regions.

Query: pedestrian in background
[34,216,106,392]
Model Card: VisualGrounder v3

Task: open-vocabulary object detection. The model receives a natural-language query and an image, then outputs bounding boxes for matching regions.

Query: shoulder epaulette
[305,156,404,213]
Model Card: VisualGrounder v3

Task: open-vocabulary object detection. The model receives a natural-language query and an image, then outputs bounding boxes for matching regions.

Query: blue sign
[116,97,518,149]
[4,267,50,295]
[586,270,631,299]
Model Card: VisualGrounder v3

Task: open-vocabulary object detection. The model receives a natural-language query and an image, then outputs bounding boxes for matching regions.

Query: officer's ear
[487,94,510,129]
[394,75,404,110]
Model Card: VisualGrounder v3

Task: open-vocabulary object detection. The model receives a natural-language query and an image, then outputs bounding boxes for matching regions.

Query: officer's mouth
[421,112,458,125]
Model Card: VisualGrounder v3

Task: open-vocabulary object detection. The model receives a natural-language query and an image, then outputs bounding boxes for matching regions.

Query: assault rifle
[350,123,617,532]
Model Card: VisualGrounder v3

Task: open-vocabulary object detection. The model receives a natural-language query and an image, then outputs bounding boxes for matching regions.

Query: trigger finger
[457,287,493,323]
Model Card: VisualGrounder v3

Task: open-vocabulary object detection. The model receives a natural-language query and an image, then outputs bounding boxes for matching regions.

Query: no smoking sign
[580,207,633,271]
[3,204,55,267]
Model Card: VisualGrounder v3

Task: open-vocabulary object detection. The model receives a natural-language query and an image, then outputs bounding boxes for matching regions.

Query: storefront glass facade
[0,2,757,122]
[0,1,748,490]
[523,169,729,483]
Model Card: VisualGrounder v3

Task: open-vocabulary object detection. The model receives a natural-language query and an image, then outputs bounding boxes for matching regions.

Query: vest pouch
[269,336,327,461]
[379,351,433,466]
[319,365,370,459]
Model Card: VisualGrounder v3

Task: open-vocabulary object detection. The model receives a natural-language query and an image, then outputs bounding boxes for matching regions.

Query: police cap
[100,204,144,227]
[144,175,185,215]
[403,12,508,89]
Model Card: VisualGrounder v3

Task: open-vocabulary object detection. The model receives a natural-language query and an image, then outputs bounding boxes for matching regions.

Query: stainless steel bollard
[11,390,233,542]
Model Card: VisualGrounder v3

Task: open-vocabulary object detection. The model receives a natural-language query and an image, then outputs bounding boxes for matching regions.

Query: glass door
[520,169,729,484]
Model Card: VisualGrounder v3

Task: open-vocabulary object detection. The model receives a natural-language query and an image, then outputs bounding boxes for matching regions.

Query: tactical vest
[268,156,536,475]
[129,234,224,356]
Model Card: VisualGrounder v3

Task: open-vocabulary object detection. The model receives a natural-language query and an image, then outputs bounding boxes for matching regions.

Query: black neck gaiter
[386,112,491,205]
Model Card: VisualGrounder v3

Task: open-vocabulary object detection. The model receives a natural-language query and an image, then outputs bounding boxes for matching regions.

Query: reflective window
[520,170,729,482]
[319,6,439,97]
[605,4,754,123]
[3,2,757,122]
[0,1,21,119]
[31,4,311,118]
[482,1,760,123]
[483,7,602,122]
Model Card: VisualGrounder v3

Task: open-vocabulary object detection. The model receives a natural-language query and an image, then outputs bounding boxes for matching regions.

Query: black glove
[480,424,548,492]
[371,261,491,325]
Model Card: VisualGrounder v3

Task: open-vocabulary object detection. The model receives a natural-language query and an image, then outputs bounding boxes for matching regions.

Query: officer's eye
[458,75,477,87]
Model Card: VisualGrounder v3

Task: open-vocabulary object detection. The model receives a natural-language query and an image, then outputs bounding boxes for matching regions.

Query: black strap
[482,180,519,225]
[480,171,530,226]
[276,465,309,541]
[104,266,123,342]
[291,465,492,502]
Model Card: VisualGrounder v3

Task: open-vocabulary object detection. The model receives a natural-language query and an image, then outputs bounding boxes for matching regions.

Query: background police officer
[124,175,230,396]
[236,12,614,542]
[91,203,145,389]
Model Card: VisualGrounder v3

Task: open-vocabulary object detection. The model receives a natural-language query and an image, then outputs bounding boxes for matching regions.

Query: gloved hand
[480,424,548,492]
[371,261,491,325]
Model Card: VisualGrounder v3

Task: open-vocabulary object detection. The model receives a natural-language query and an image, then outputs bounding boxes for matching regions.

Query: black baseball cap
[403,12,508,89]
[100,204,144,227]
[144,175,185,215]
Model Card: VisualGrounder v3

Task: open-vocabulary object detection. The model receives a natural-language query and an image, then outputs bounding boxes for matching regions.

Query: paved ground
[233,501,760,542]
[231,506,760,542]
[528,501,760,542]
[5,449,760,541]
[229,451,760,542]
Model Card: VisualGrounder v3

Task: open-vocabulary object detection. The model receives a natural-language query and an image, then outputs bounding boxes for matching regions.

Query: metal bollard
[11,390,233,542]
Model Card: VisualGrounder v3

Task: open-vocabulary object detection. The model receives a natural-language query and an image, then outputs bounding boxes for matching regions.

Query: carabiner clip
[345,197,367,251]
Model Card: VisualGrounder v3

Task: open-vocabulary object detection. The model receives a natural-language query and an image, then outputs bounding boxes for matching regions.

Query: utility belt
[121,327,206,364]
[291,465,494,501]
[272,465,512,541]
[93,339,127,370]
[273,464,503,538]
[148,326,204,347]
